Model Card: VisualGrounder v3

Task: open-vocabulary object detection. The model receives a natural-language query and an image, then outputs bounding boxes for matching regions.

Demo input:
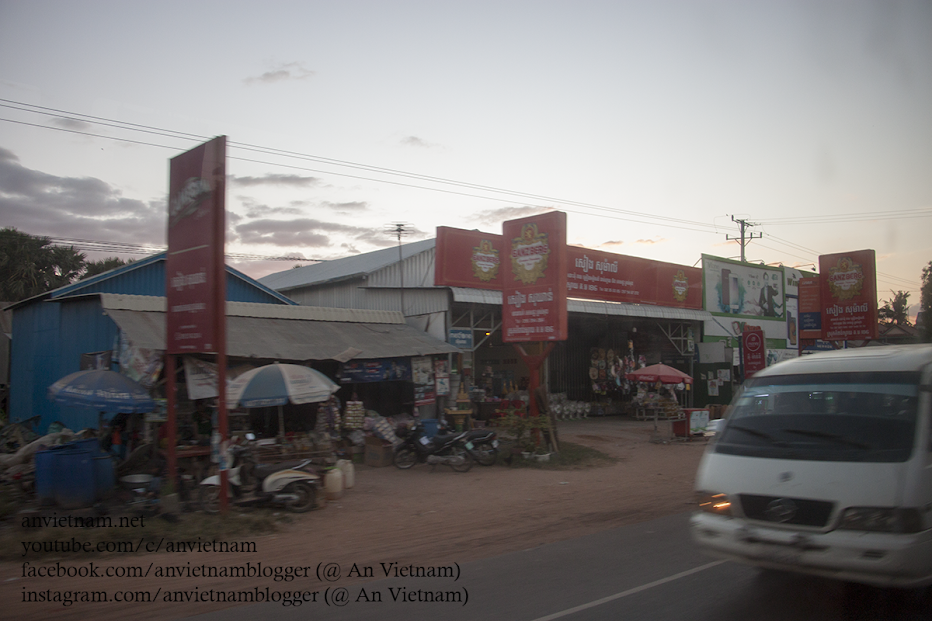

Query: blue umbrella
[226,363,339,439]
[48,369,155,413]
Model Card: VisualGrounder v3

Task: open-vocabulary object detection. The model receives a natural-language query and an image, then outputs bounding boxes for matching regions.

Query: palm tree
[0,228,86,301]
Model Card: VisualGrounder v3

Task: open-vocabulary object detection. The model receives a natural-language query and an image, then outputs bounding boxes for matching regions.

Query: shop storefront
[435,227,710,416]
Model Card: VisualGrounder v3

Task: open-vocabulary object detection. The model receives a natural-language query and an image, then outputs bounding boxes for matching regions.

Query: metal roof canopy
[96,294,458,361]
[450,288,712,322]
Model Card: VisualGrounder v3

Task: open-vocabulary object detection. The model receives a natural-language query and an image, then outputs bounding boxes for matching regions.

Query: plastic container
[93,454,115,499]
[54,449,96,509]
[69,437,102,454]
[324,467,344,500]
[421,418,439,438]
[336,459,355,489]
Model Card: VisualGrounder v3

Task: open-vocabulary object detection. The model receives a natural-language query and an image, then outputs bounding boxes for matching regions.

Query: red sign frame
[166,137,227,354]
[434,226,702,309]
[819,250,878,341]
[742,326,766,378]
[502,212,568,342]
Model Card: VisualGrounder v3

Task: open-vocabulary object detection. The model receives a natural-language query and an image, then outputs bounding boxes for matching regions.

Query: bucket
[93,454,115,499]
[54,449,96,509]
[421,418,439,438]
[324,468,344,500]
[336,459,355,490]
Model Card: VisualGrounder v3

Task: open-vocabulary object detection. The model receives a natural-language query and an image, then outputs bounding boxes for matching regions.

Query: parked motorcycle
[393,421,477,472]
[435,419,499,466]
[199,435,320,513]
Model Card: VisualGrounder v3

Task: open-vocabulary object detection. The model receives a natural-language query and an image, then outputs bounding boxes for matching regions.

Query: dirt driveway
[0,417,709,620]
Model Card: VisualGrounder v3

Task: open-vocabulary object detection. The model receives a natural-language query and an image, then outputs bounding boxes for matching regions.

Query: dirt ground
[0,417,710,620]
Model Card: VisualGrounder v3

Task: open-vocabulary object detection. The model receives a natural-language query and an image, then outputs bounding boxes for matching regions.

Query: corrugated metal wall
[10,260,293,432]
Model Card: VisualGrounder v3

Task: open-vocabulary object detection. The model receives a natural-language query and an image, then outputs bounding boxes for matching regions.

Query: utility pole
[726,215,762,262]
[387,223,411,317]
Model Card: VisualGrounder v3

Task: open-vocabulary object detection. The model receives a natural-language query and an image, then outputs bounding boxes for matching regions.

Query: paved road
[192,511,932,621]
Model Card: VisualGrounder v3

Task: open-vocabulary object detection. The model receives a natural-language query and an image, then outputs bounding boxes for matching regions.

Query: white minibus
[690,344,932,588]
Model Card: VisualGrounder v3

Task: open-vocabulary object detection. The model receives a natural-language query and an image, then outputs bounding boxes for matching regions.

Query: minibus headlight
[838,508,924,534]
[696,492,732,517]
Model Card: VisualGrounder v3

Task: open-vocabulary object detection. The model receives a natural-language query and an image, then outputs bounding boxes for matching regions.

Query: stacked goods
[343,401,365,429]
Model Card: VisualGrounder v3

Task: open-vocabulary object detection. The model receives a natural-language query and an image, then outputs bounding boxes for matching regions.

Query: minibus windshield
[715,371,919,462]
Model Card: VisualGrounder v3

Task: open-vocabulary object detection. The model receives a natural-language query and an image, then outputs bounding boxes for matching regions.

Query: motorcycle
[435,419,499,466]
[199,435,320,513]
[393,421,479,472]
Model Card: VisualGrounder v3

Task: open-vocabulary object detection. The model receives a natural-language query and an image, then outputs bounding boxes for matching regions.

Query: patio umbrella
[625,363,693,385]
[226,363,340,439]
[48,369,156,413]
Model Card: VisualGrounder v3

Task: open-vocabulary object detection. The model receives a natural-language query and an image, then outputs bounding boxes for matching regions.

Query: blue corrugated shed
[7,253,295,433]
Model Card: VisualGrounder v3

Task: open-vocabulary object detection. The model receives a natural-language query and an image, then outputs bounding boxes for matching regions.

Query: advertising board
[502,212,568,343]
[166,136,227,354]
[819,250,878,341]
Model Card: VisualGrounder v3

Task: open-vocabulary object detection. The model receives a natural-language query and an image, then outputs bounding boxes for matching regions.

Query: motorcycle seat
[253,460,309,480]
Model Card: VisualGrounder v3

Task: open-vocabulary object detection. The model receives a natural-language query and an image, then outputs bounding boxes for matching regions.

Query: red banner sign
[566,246,701,308]
[819,250,878,341]
[166,137,227,354]
[435,226,702,309]
[742,326,766,378]
[502,212,568,342]
[434,227,503,290]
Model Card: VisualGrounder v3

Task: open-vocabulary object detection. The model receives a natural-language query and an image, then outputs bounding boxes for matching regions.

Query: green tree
[921,261,932,343]
[878,290,911,326]
[82,257,129,279]
[0,228,86,302]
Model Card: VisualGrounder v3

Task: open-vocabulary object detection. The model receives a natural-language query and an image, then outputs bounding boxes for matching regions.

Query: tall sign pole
[166,136,228,510]
[502,211,568,417]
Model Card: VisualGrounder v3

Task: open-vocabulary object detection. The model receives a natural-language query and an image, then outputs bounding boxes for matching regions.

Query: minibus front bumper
[690,512,932,589]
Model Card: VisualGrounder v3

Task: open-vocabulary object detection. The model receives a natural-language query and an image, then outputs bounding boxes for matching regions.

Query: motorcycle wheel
[284,482,317,513]
[472,441,499,466]
[449,446,474,472]
[199,485,220,514]
[394,447,417,469]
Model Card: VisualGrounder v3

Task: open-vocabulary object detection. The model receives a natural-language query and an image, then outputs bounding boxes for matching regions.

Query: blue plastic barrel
[421,418,439,438]
[93,454,115,499]
[69,438,102,454]
[54,449,96,509]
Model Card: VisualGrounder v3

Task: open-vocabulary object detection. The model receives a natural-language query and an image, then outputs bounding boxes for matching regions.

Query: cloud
[236,197,304,219]
[473,206,554,227]
[51,117,94,132]
[598,240,625,249]
[400,136,438,148]
[321,200,369,213]
[635,238,666,245]
[244,62,315,85]
[233,218,375,247]
[0,146,165,245]
[231,173,321,187]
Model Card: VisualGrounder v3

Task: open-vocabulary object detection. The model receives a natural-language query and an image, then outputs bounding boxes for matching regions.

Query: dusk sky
[1,1,929,315]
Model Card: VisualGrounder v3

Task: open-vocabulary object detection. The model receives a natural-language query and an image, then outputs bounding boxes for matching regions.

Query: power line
[0,99,728,235]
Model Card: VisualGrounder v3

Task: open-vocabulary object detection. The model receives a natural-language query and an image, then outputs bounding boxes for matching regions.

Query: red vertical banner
[166,136,227,507]
[502,211,568,343]
[742,326,766,378]
[167,136,227,354]
[819,250,878,341]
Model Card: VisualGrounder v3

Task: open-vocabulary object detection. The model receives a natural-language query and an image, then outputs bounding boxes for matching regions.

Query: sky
[1,0,930,317]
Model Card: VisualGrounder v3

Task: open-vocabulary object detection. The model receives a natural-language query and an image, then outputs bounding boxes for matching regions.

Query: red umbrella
[625,363,693,385]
